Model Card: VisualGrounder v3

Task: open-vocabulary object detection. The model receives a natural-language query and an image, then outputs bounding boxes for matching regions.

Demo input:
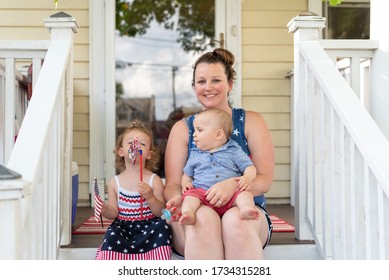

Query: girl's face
[118,129,152,163]
[193,63,233,110]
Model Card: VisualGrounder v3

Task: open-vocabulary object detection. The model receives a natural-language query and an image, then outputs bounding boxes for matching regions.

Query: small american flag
[93,177,104,227]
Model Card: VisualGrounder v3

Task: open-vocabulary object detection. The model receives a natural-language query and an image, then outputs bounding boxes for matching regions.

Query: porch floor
[62,204,314,249]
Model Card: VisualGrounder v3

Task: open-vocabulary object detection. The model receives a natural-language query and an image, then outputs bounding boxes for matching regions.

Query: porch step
[264,244,322,260]
[58,244,322,260]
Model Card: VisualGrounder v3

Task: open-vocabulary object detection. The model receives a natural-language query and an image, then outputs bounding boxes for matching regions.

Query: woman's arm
[245,111,275,196]
[164,119,189,210]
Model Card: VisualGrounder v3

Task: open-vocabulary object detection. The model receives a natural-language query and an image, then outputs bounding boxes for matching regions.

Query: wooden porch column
[287,14,325,241]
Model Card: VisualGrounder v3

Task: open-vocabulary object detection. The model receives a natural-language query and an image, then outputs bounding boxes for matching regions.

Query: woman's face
[193,62,232,109]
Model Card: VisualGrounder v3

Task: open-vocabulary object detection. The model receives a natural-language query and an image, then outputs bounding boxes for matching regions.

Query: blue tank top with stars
[185,107,266,208]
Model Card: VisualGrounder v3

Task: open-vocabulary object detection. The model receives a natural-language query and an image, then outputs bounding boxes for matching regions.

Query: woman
[164,48,274,259]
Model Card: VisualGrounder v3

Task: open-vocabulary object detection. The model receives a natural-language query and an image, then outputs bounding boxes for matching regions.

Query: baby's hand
[182,183,194,194]
[237,176,251,191]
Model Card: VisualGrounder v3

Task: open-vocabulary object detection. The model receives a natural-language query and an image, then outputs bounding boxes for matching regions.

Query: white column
[45,12,78,247]
[370,0,389,140]
[287,14,325,241]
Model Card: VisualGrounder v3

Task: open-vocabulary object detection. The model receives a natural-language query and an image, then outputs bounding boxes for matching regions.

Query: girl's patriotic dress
[95,174,172,260]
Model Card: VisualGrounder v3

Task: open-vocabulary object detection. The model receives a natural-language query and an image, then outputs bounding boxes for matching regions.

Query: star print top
[186,107,266,208]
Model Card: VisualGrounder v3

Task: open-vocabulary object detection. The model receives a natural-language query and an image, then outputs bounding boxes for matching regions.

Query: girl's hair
[191,48,237,87]
[114,119,159,173]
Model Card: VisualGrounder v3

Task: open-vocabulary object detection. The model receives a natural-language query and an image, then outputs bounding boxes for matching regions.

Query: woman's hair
[114,119,159,173]
[191,48,237,87]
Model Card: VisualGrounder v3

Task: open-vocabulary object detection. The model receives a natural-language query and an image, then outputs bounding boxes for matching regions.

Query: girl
[95,120,172,260]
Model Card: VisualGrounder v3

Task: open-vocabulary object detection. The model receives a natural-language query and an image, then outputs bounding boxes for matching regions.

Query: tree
[115,0,214,53]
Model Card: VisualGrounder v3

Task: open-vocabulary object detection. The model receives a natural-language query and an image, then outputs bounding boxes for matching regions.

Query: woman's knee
[186,206,221,239]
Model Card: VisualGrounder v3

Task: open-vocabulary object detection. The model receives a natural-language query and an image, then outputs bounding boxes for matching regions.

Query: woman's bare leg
[222,206,269,259]
[170,221,186,256]
[184,205,224,259]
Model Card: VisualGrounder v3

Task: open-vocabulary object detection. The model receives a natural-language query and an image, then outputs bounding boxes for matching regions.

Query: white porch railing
[288,15,389,259]
[0,12,78,260]
[0,64,29,163]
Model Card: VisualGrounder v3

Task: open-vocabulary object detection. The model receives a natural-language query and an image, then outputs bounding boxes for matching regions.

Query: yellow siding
[241,0,308,202]
[0,0,90,203]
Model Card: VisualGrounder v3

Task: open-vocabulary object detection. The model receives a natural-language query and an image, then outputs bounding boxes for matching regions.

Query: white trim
[89,0,111,201]
[215,0,242,107]
[105,0,116,188]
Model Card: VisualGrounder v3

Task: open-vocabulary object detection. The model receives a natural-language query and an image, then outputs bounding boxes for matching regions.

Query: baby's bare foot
[179,212,196,225]
[239,206,260,220]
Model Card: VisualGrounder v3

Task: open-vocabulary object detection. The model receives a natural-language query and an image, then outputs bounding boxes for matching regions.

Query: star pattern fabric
[95,175,172,260]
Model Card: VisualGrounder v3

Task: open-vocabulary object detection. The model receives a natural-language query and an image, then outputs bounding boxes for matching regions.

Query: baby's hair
[197,108,232,138]
[114,119,159,173]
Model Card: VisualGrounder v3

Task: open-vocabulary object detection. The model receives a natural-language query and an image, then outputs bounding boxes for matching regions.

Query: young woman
[164,48,274,259]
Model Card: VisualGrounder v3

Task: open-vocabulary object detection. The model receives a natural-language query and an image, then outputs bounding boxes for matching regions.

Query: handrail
[300,41,389,195]
[289,15,389,259]
[0,12,78,260]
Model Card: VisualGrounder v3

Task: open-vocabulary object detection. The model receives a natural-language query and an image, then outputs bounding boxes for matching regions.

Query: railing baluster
[349,138,357,259]
[4,58,15,164]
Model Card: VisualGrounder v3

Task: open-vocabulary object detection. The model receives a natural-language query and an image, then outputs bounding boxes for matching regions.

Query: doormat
[72,215,295,235]
[269,215,295,233]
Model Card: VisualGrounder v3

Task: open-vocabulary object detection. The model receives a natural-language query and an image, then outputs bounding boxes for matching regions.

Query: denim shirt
[183,139,253,190]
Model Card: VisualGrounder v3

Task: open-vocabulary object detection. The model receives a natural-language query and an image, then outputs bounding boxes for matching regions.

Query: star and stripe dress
[95,174,172,260]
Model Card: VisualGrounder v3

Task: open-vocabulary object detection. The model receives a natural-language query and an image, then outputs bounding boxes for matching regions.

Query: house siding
[242,0,307,202]
[0,0,91,202]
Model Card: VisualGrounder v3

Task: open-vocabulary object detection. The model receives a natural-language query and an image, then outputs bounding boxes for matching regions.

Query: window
[323,1,370,39]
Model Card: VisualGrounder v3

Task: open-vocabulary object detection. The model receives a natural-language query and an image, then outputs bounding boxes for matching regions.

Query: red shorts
[182,188,242,217]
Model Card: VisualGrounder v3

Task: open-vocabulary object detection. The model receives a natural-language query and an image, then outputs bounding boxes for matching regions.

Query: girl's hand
[205,178,238,207]
[138,181,153,200]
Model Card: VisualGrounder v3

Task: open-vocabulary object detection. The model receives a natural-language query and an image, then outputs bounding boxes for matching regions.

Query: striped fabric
[96,245,172,260]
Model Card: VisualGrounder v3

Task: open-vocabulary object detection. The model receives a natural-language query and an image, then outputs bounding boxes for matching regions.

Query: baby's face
[192,114,219,151]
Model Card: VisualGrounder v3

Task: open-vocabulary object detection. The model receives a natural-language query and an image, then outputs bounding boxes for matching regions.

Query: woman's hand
[165,195,182,222]
[205,177,238,207]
